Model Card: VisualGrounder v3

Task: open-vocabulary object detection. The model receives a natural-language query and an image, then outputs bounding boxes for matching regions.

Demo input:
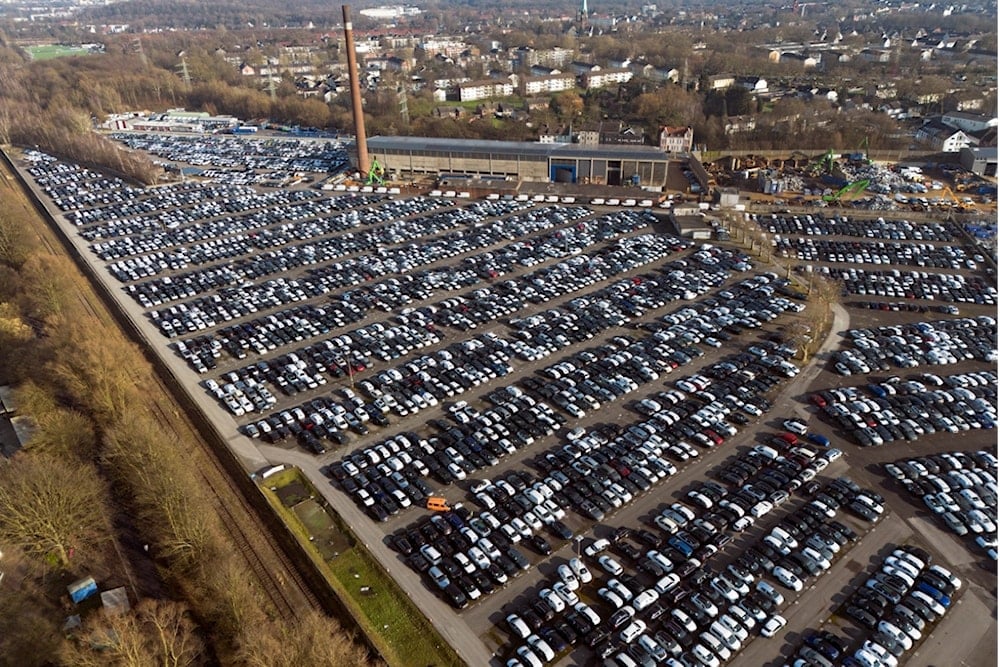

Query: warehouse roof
[367,135,677,161]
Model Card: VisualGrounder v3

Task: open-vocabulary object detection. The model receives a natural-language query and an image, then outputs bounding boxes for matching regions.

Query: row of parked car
[112,132,350,175]
[816,266,997,305]
[772,237,977,270]
[167,210,649,370]
[885,449,997,558]
[837,544,963,667]
[815,370,997,447]
[238,241,769,456]
[503,463,878,667]
[140,199,583,324]
[149,203,640,338]
[109,193,455,282]
[752,213,960,243]
[833,316,998,374]
[850,301,960,315]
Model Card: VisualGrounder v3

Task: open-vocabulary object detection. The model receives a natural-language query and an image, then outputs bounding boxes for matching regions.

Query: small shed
[68,576,98,604]
[101,587,131,615]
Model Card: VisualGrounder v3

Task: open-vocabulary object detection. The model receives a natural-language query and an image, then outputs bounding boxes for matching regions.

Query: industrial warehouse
[365,136,699,189]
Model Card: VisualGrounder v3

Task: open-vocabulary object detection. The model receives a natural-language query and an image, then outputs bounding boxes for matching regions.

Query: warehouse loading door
[551,164,577,183]
[607,160,622,186]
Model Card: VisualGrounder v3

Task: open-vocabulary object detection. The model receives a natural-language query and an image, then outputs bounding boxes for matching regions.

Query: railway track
[146,392,321,622]
[1,152,322,626]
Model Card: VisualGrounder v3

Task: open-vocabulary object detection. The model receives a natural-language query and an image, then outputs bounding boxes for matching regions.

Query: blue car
[916,581,951,607]
[806,433,831,447]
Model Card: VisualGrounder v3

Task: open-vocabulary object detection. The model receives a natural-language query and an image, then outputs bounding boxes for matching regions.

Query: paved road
[259,444,495,665]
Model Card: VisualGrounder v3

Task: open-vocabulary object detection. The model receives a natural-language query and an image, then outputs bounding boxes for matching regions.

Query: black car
[587,628,612,649]
[443,583,468,609]
[804,632,841,659]
[844,605,878,629]
[526,534,552,555]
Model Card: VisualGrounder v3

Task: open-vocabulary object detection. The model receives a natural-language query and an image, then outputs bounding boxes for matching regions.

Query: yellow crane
[940,185,969,212]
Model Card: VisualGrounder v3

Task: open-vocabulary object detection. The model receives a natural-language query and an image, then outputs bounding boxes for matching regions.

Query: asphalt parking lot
[16,145,997,667]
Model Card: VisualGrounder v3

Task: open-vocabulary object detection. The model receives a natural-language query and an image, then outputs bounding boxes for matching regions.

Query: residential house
[521,73,577,96]
[643,66,680,84]
[737,76,768,94]
[859,48,891,62]
[659,126,694,153]
[569,61,601,76]
[915,120,975,152]
[418,39,468,59]
[942,111,998,134]
[582,68,633,90]
[725,115,757,135]
[530,65,560,77]
[599,122,645,145]
[458,79,514,102]
[707,74,735,90]
[575,123,602,145]
[781,52,820,68]
[386,56,412,73]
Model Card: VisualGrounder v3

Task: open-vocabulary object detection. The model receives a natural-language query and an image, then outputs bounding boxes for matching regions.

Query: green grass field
[25,44,92,60]
[261,468,462,667]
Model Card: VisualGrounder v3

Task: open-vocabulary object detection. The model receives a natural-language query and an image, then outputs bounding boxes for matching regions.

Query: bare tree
[238,610,373,667]
[62,599,206,667]
[101,411,214,568]
[0,210,29,268]
[48,327,142,424]
[0,547,64,666]
[0,452,110,568]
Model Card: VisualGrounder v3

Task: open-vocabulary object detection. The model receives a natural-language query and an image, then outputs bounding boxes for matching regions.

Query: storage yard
[10,133,997,667]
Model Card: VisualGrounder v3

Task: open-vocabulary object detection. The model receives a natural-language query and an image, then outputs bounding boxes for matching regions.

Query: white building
[582,68,633,90]
[521,73,577,95]
[942,111,998,134]
[458,79,514,102]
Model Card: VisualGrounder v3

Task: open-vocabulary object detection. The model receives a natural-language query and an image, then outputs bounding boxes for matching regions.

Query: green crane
[823,178,870,203]
[365,157,386,186]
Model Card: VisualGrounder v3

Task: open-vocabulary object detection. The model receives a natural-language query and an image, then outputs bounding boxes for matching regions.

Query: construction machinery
[365,157,386,186]
[822,179,870,204]
[940,185,970,211]
[808,149,836,176]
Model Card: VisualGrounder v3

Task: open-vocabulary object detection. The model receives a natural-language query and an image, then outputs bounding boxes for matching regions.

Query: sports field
[25,44,92,60]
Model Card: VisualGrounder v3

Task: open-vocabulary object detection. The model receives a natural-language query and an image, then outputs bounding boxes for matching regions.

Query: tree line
[0,166,372,666]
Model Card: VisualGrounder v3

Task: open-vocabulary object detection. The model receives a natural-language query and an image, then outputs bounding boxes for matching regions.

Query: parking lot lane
[908,580,997,667]
[257,443,495,667]
[905,514,981,568]
[744,511,911,667]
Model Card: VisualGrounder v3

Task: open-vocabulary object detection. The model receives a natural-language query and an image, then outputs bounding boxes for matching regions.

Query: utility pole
[398,85,409,126]
[133,37,148,68]
[177,51,192,88]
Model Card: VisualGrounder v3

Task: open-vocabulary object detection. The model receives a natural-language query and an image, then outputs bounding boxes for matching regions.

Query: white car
[783,418,809,435]
[760,614,787,638]
[557,563,580,591]
[507,613,531,639]
[539,587,566,612]
[526,634,554,662]
[569,557,593,584]
[599,554,625,575]
[552,581,579,606]
[584,538,610,557]
[772,565,804,591]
